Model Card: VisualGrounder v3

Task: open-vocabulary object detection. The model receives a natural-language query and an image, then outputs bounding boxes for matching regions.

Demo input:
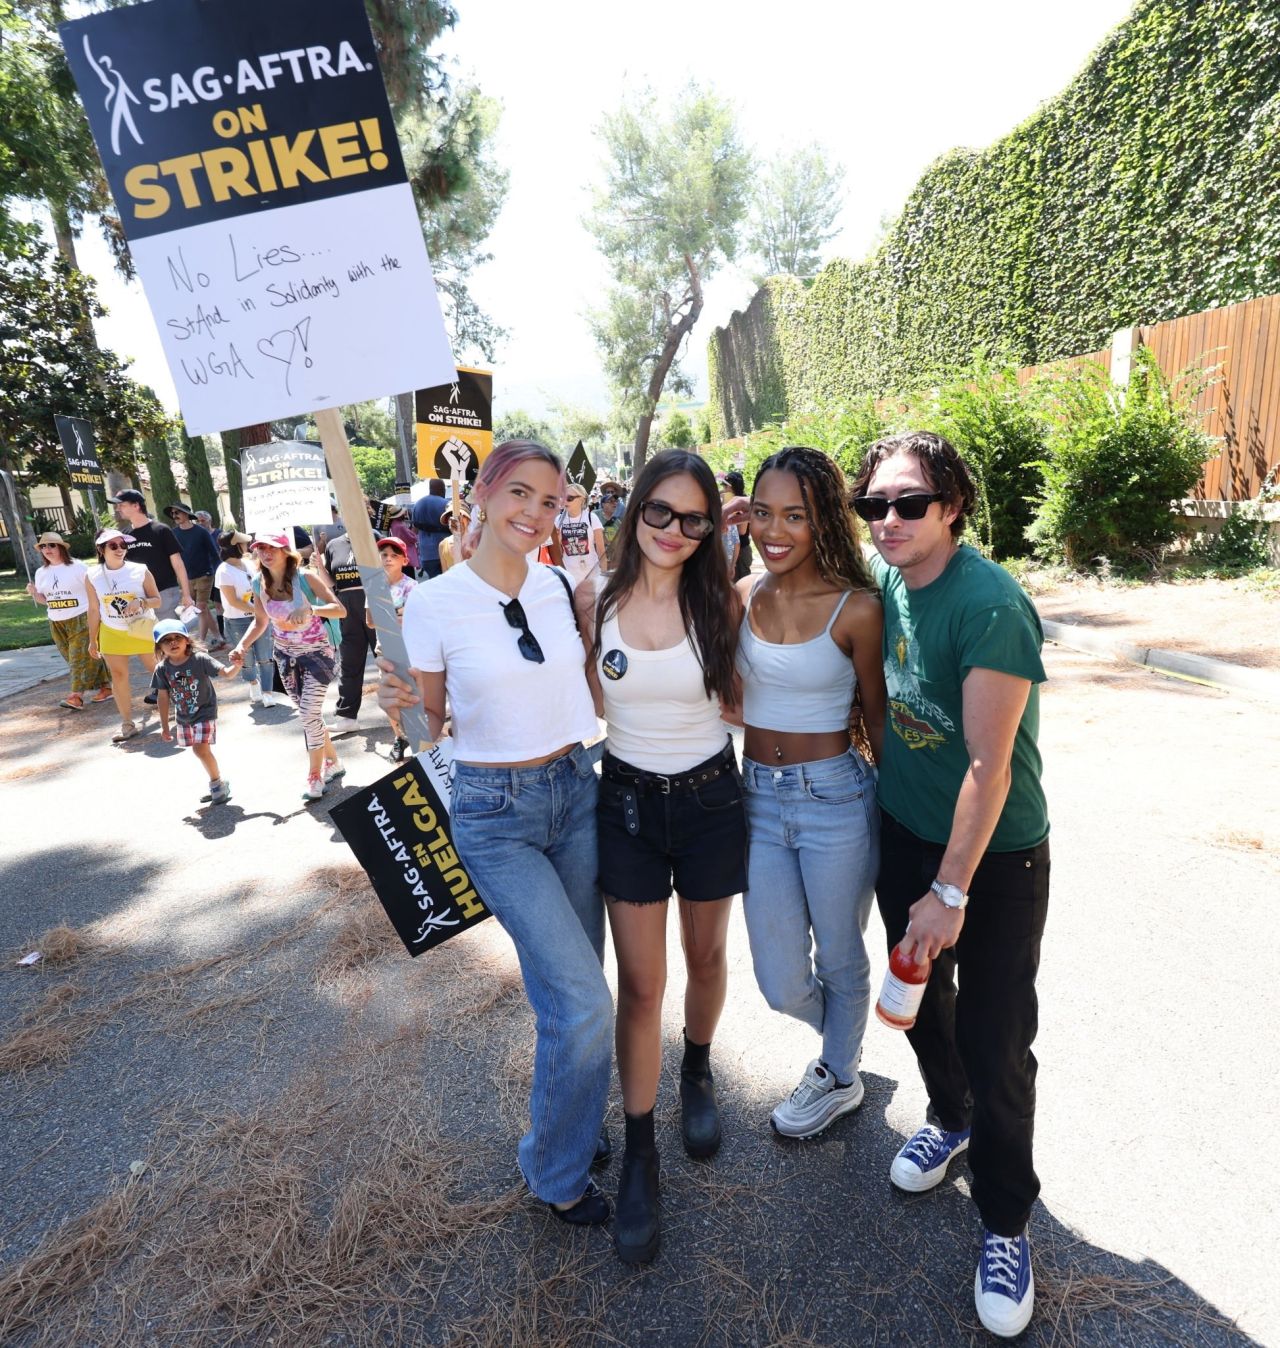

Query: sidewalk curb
[1041,619,1280,697]
[0,644,67,702]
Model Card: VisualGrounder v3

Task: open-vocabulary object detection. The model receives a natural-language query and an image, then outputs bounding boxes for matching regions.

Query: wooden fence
[1139,293,1278,501]
[1016,294,1278,502]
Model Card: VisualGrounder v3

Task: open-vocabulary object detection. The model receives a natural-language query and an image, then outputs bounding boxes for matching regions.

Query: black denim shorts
[597,746,748,904]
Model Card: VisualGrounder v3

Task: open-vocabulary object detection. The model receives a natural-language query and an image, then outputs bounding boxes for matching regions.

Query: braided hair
[752,446,876,593]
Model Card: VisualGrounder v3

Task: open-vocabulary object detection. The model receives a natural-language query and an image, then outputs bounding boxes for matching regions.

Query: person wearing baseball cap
[85,527,162,742]
[27,532,112,710]
[149,618,241,806]
[165,503,225,649]
[108,488,193,621]
[216,529,278,709]
[368,535,418,761]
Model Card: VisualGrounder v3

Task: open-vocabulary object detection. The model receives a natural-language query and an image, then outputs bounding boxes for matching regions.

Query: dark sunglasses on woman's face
[104,541,129,551]
[638,500,715,541]
[501,597,545,664]
[851,492,945,522]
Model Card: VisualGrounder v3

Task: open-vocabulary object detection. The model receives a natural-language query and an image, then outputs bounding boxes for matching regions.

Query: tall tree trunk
[221,431,243,527]
[181,427,219,526]
[141,433,181,512]
[0,447,40,577]
[632,256,703,474]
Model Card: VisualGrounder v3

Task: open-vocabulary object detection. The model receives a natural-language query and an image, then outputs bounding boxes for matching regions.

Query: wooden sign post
[316,406,432,750]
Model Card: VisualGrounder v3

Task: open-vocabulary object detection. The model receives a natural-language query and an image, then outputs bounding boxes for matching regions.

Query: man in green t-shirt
[851,431,1050,1340]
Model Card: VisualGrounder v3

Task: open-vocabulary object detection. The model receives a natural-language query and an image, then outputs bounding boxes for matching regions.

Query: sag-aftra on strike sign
[60,0,456,436]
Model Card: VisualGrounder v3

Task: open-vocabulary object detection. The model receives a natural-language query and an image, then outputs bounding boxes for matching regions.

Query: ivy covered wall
[709,0,1280,439]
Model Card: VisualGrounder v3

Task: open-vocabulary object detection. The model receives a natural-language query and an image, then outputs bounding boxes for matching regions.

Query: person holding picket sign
[582,450,745,1264]
[85,527,163,743]
[378,440,613,1228]
[228,531,347,800]
[735,446,886,1139]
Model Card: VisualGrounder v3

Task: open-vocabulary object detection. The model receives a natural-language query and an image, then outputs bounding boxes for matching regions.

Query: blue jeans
[742,748,879,1081]
[450,744,612,1204]
[224,615,274,694]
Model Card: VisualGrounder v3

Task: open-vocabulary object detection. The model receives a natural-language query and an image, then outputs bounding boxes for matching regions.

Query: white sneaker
[302,774,325,801]
[770,1060,865,1138]
[247,686,264,706]
[322,758,345,784]
[330,714,359,737]
[975,1230,1034,1337]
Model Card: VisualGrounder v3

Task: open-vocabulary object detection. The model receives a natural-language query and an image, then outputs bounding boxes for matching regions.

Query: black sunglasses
[501,597,545,664]
[638,500,715,541]
[852,492,945,522]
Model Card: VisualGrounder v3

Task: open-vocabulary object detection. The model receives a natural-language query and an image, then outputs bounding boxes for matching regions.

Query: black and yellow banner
[414,367,492,482]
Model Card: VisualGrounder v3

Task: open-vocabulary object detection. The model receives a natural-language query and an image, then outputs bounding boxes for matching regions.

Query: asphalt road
[0,644,1275,1346]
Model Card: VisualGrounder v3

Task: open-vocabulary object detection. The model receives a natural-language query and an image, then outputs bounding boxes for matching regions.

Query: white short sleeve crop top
[402,560,599,763]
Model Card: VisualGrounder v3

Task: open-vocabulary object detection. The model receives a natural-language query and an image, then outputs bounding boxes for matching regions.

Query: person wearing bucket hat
[85,528,163,742]
[27,532,112,710]
[165,503,224,648]
[150,619,241,805]
[437,498,472,573]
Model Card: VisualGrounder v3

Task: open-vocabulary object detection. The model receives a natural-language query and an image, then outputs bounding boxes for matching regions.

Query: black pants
[419,558,443,579]
[335,589,376,718]
[877,811,1050,1236]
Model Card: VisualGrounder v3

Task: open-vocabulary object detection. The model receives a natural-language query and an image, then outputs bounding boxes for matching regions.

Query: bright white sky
[75,0,1136,428]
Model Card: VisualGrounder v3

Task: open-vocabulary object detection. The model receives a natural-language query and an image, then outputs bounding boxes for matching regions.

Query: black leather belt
[601,743,735,796]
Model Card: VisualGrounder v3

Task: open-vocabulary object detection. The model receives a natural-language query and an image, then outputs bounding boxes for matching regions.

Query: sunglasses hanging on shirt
[501,597,545,664]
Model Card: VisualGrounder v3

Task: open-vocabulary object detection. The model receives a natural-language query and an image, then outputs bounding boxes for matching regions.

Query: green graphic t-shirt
[872,545,1049,851]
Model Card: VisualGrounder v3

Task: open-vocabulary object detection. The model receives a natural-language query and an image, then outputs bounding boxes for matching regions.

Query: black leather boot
[614,1112,660,1264]
[680,1030,722,1159]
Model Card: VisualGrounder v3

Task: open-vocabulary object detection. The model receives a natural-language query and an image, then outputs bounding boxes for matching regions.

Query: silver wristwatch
[930,879,969,910]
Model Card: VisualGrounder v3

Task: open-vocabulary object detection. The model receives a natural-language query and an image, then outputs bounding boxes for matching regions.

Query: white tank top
[598,609,728,773]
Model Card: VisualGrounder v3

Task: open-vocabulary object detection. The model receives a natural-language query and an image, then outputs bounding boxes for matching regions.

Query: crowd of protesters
[29,433,1048,1337]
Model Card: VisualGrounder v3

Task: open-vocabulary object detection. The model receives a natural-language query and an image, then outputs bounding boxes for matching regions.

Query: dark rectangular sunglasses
[852,492,944,522]
[638,500,716,540]
[501,597,545,663]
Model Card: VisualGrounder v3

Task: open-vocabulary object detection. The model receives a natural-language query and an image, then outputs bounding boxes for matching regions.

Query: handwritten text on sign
[59,0,455,437]
[240,440,332,533]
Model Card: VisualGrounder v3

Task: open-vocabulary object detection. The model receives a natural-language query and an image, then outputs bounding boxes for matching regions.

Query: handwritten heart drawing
[257,317,314,396]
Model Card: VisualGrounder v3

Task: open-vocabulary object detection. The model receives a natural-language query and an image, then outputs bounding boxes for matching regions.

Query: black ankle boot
[680,1030,722,1159]
[614,1145,660,1263]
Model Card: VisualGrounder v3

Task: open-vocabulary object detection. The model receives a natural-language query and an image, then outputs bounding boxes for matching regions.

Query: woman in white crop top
[583,450,745,1265]
[734,446,887,1141]
[380,440,613,1231]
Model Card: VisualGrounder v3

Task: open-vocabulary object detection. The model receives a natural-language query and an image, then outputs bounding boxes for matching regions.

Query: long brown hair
[753,447,877,592]
[592,450,741,703]
[261,549,301,598]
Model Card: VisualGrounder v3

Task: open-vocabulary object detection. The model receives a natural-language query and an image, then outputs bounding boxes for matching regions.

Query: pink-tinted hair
[466,440,566,549]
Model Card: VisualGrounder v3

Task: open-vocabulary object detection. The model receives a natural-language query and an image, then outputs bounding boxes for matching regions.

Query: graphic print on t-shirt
[165,665,203,721]
[884,623,954,752]
[559,516,590,557]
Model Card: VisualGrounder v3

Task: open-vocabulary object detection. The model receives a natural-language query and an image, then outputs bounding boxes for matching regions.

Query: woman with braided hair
[735,446,887,1138]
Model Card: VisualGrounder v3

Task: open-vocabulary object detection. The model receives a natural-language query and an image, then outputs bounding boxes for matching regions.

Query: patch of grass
[0,570,51,651]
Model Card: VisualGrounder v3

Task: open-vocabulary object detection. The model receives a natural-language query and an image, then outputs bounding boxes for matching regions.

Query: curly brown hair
[850,431,976,539]
[752,447,877,593]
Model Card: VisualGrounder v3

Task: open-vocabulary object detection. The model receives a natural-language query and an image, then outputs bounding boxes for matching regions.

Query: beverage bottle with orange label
[875,937,930,1029]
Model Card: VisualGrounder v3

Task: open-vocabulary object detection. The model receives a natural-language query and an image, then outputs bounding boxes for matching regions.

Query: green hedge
[709,0,1280,438]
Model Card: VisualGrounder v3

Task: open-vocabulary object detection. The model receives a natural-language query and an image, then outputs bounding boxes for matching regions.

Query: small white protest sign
[240,441,332,533]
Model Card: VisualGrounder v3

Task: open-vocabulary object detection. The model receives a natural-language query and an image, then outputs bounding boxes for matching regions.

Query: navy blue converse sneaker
[889,1123,971,1192]
[975,1229,1034,1337]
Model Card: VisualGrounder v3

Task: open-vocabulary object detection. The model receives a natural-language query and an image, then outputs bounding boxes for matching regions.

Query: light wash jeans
[450,744,612,1205]
[223,615,274,694]
[742,748,879,1082]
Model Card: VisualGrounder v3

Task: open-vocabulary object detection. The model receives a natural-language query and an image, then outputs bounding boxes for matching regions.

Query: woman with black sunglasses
[585,450,746,1264]
[736,446,886,1140]
[380,440,613,1228]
